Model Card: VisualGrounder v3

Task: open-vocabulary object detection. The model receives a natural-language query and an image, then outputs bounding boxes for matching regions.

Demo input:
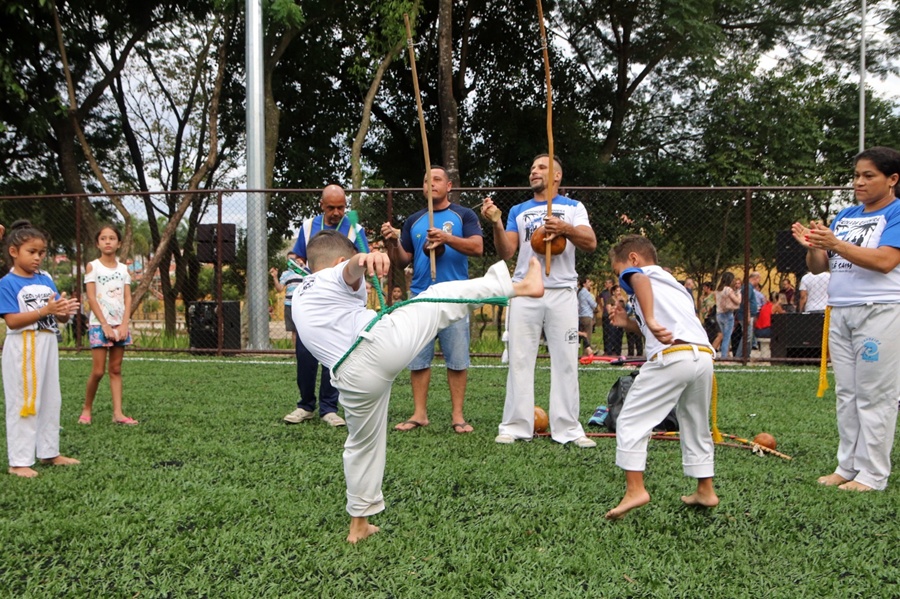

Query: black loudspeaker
[770,313,824,361]
[188,301,240,350]
[776,230,807,275]
[196,224,236,264]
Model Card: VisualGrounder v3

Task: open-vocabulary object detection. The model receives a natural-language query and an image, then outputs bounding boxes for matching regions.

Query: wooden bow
[536,0,554,275]
[404,13,437,281]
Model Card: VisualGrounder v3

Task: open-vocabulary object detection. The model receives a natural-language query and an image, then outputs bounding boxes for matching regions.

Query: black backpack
[605,370,679,433]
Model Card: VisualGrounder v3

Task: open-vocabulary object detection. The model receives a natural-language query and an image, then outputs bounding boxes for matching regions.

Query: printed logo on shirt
[441,221,454,235]
[830,215,886,270]
[296,276,317,297]
[861,338,880,362]
[522,208,567,242]
[22,292,54,331]
[566,328,579,344]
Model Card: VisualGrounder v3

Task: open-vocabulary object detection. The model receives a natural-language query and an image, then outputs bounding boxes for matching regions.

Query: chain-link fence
[0,186,848,362]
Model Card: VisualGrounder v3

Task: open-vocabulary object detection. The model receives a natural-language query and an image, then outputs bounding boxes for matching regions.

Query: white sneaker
[321,412,346,427]
[495,434,516,444]
[573,436,597,448]
[284,407,315,424]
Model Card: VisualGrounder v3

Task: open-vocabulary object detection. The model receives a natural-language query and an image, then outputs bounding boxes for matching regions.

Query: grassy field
[0,356,898,598]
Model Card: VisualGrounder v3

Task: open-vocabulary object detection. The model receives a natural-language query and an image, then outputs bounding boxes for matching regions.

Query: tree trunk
[263,28,300,189]
[130,19,231,316]
[437,0,460,186]
[351,40,404,196]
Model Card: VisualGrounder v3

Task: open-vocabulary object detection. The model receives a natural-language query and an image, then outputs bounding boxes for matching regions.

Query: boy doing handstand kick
[606,235,718,520]
[293,230,545,543]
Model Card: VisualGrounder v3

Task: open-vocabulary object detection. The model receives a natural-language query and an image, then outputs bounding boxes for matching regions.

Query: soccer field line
[59,355,821,374]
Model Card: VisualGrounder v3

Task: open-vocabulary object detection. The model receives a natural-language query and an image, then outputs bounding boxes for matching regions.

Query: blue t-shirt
[291,215,369,260]
[400,204,483,294]
[0,270,61,334]
[827,199,900,306]
[577,286,597,317]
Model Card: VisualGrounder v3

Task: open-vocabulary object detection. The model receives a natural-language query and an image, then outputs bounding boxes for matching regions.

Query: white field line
[60,355,822,374]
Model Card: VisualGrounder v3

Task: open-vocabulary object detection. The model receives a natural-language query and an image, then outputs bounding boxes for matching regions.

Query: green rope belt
[332,295,509,375]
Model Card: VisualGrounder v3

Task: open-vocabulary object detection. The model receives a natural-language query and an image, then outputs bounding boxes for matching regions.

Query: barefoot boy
[293,230,544,542]
[605,235,718,520]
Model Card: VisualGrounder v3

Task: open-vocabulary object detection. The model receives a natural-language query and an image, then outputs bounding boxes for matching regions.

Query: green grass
[1,357,898,597]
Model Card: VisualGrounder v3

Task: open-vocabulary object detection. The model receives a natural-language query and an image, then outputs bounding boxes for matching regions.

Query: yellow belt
[20,330,38,417]
[651,344,714,360]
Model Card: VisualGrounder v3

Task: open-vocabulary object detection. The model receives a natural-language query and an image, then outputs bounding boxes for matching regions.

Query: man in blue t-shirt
[285,184,369,428]
[380,166,483,433]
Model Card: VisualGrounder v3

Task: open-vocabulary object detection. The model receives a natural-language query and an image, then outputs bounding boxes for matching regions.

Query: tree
[553,0,883,165]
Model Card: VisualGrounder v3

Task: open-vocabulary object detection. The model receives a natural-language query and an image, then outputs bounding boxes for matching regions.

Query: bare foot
[605,489,651,520]
[40,455,80,466]
[681,491,719,508]
[8,466,39,478]
[512,257,545,298]
[838,480,874,492]
[817,473,849,486]
[347,518,380,544]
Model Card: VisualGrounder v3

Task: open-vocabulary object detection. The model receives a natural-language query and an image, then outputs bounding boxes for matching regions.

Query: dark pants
[295,337,339,415]
[603,320,623,355]
[626,330,644,356]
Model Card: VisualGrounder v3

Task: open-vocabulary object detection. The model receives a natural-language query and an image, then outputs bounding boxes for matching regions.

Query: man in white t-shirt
[481,154,598,448]
[798,271,830,313]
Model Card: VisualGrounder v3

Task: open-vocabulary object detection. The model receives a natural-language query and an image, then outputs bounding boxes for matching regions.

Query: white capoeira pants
[828,304,900,490]
[3,331,61,467]
[330,261,515,517]
[497,288,586,444]
[615,347,715,478]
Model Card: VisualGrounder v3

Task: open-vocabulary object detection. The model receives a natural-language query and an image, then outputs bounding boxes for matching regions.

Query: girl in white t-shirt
[79,225,137,425]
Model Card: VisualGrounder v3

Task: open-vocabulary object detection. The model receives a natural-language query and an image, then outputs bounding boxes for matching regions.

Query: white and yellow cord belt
[20,329,38,417]
[652,344,721,443]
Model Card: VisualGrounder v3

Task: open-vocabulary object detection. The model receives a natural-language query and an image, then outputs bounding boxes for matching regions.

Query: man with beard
[481,155,598,448]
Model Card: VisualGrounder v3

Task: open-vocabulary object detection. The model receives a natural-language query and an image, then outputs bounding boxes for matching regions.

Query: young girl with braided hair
[0,220,80,477]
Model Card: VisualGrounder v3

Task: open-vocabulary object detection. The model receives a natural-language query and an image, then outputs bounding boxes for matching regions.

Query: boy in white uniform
[605,235,718,520]
[293,230,545,543]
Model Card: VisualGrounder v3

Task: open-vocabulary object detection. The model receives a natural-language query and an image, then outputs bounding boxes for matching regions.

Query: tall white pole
[246,0,269,349]
[860,0,866,152]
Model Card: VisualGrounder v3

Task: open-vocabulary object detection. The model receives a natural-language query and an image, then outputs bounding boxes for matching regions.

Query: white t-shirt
[84,259,131,326]
[619,264,712,361]
[507,195,590,288]
[292,261,376,370]
[798,271,830,312]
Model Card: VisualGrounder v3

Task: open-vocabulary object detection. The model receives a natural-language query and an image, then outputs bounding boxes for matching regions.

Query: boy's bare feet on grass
[347,517,380,544]
[8,467,39,478]
[512,257,545,298]
[681,491,719,508]
[838,480,874,492]
[817,473,849,486]
[605,489,651,520]
[40,455,80,467]
[681,477,718,508]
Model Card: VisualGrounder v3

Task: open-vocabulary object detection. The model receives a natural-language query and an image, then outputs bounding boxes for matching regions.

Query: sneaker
[573,436,597,448]
[495,434,516,444]
[284,407,315,424]
[321,412,346,427]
